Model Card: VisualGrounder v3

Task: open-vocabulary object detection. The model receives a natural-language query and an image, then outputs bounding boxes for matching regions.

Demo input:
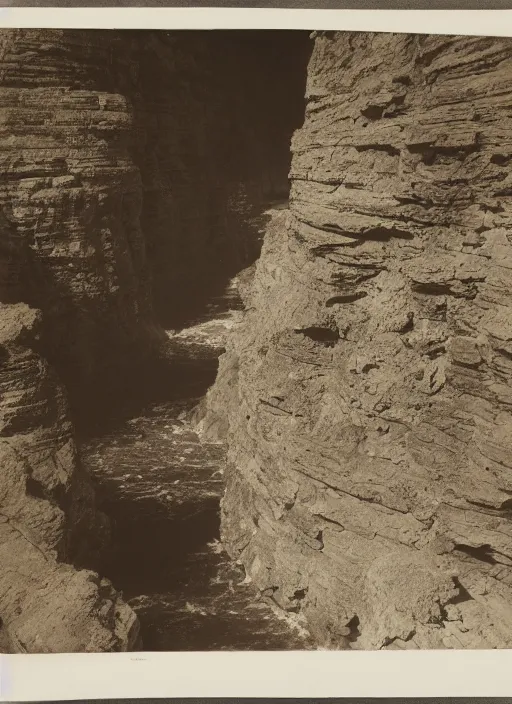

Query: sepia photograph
[2,24,512,660]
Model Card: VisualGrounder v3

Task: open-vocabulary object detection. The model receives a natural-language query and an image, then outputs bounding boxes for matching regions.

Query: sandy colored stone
[204,32,512,649]
[0,303,139,652]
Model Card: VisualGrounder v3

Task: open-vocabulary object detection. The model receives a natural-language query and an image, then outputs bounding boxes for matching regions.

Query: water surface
[80,282,314,651]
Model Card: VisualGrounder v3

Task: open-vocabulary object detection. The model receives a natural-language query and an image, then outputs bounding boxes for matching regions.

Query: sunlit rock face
[205,32,512,649]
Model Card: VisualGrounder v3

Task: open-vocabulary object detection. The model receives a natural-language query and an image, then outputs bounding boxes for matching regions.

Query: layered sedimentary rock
[0,29,308,652]
[0,302,139,652]
[205,32,512,648]
[0,30,159,401]
[0,29,145,653]
[0,30,308,390]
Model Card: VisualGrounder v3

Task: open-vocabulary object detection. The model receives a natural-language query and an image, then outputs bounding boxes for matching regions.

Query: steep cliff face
[205,32,512,649]
[0,29,146,652]
[0,29,309,652]
[0,30,309,394]
[0,31,158,396]
[10,26,512,654]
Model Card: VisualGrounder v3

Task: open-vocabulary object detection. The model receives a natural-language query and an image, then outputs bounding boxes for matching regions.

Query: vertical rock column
[208,32,512,649]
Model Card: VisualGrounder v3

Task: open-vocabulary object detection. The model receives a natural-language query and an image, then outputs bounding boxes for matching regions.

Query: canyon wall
[0,302,139,652]
[205,32,512,649]
[0,31,158,403]
[0,29,146,653]
[0,30,308,398]
[0,29,307,652]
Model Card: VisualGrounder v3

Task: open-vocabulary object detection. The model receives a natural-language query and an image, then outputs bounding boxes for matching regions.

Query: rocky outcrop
[204,32,512,649]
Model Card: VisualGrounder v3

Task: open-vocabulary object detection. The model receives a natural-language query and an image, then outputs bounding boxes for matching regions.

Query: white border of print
[2,649,512,700]
[0,8,510,33]
[2,8,512,702]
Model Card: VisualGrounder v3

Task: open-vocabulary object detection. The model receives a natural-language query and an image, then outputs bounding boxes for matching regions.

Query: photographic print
[2,26,512,658]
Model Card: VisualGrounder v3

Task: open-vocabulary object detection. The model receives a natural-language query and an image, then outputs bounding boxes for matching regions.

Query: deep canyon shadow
[49,31,311,651]
[78,318,313,650]
[130,30,311,331]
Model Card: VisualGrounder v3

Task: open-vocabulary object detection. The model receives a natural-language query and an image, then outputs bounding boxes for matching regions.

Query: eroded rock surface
[0,302,139,652]
[0,29,308,652]
[0,29,149,653]
[204,33,512,649]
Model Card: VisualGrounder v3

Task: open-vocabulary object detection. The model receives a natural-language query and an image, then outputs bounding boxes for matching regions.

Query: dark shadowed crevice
[65,31,311,435]
[131,31,311,332]
[326,292,368,306]
[74,31,315,652]
[449,577,474,605]
[346,615,361,644]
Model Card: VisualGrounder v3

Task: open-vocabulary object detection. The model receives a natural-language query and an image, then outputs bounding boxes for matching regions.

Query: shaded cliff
[0,29,147,653]
[0,31,158,402]
[0,301,139,652]
[203,32,512,649]
[0,30,309,399]
[0,29,309,652]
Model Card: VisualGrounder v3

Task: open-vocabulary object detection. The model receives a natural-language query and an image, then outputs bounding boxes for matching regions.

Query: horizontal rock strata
[0,29,308,652]
[0,302,139,652]
[204,32,512,649]
[0,30,167,401]
[0,29,144,653]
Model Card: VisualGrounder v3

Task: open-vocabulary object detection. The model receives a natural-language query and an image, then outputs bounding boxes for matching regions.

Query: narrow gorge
[2,28,512,653]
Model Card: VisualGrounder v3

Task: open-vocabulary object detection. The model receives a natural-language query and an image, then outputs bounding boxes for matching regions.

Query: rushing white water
[80,279,314,651]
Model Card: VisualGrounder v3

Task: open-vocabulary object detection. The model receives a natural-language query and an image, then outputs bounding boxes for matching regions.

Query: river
[79,280,314,651]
